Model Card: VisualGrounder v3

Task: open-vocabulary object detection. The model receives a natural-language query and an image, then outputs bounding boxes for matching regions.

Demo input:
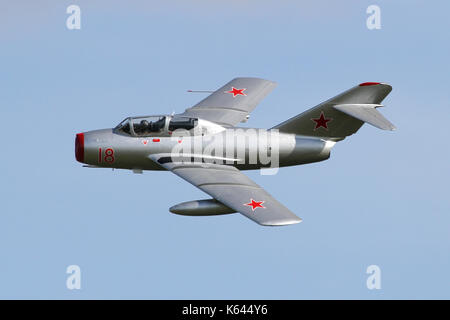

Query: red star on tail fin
[311,111,333,130]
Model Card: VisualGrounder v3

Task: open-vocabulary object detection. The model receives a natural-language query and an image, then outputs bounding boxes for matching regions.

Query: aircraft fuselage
[75,128,334,171]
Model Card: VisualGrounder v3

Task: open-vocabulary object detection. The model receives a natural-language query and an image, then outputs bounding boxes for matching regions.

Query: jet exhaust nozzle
[169,199,236,216]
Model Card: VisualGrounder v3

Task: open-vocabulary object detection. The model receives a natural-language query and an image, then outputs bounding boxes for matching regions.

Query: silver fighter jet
[75,78,394,226]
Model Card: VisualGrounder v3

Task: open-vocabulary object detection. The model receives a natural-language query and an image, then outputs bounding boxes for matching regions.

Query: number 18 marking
[98,148,115,164]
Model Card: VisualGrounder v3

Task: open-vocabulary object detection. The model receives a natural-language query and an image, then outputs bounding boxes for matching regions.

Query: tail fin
[273,82,395,140]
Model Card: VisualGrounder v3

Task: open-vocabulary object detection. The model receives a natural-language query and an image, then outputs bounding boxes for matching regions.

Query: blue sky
[0,0,449,299]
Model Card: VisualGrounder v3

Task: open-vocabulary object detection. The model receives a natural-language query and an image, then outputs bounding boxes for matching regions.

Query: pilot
[140,120,149,134]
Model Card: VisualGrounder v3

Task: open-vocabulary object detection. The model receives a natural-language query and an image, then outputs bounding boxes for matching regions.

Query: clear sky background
[0,0,449,299]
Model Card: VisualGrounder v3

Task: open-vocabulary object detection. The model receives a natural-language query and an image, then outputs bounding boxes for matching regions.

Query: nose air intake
[75,133,85,163]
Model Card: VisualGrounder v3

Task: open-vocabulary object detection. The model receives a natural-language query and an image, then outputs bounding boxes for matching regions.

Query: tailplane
[273,82,394,140]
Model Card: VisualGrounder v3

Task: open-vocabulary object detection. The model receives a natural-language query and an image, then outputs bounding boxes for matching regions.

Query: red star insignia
[225,87,247,97]
[244,199,265,211]
[311,111,333,131]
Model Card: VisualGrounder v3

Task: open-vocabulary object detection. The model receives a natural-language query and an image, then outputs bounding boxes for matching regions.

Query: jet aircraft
[75,78,394,226]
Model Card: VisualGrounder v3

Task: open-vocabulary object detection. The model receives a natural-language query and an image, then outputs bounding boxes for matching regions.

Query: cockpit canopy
[115,115,199,137]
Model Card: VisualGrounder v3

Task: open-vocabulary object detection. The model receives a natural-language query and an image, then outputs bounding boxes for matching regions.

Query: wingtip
[260,217,302,227]
[232,76,277,86]
[378,123,397,131]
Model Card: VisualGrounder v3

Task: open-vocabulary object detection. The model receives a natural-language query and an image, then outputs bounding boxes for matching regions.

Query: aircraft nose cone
[75,133,85,163]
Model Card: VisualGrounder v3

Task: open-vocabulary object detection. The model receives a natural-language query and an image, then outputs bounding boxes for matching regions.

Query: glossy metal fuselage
[76,127,333,171]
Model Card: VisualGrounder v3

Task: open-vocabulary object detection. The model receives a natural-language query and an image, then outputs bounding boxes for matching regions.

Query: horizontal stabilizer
[272,82,393,139]
[333,104,396,131]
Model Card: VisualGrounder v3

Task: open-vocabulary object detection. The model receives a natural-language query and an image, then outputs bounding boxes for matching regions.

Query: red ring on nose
[75,133,85,163]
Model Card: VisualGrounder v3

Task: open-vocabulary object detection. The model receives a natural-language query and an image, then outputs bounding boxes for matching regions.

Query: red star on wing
[311,111,333,131]
[244,199,265,211]
[225,87,247,97]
